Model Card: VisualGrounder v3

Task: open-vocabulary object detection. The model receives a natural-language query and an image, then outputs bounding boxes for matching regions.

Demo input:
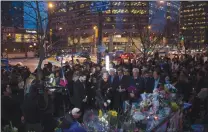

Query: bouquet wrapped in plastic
[2,122,18,132]
[83,110,110,132]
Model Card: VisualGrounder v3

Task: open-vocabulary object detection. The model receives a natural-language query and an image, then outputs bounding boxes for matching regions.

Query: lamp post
[90,1,109,64]
[93,26,98,55]
[48,2,54,57]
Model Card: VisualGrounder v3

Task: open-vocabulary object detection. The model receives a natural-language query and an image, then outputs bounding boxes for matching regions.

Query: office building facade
[50,1,149,52]
[149,1,180,45]
[180,2,208,48]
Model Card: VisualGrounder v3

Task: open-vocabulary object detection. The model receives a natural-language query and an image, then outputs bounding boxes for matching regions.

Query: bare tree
[24,2,62,75]
[24,1,48,76]
[125,2,166,63]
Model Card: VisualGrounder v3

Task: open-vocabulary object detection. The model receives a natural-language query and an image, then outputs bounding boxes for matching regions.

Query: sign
[98,45,106,53]
[115,35,121,38]
[26,30,37,33]
[90,1,109,12]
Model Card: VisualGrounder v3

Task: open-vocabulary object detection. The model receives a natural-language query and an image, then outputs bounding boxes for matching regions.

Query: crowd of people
[1,54,208,132]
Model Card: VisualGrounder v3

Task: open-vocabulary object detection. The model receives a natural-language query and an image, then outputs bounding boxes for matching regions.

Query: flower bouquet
[107,110,118,130]
[140,93,152,112]
[2,122,18,132]
[127,86,137,93]
[83,110,110,132]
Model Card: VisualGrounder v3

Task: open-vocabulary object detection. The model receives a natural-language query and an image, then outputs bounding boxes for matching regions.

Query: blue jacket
[63,122,86,132]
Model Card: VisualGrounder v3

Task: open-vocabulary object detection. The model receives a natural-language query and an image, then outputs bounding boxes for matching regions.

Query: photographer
[21,70,55,132]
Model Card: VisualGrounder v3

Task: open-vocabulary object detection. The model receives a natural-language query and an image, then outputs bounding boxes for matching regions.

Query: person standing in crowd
[108,68,118,93]
[113,68,130,112]
[71,72,87,111]
[86,67,98,109]
[153,70,164,90]
[175,71,192,102]
[2,85,23,131]
[21,79,42,132]
[143,70,154,93]
[129,68,144,103]
[97,72,113,110]
[195,70,207,94]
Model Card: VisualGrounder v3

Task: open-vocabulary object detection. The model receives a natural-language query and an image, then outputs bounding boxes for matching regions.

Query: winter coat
[71,80,87,109]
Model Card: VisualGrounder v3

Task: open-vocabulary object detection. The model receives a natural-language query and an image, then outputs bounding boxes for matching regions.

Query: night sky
[24,2,47,29]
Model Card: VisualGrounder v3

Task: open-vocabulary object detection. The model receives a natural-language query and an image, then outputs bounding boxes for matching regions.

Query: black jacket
[117,75,131,90]
[143,77,164,93]
[108,75,119,92]
[99,79,113,102]
[72,80,87,109]
[2,95,22,127]
[175,81,192,102]
[130,77,144,94]
[22,95,41,124]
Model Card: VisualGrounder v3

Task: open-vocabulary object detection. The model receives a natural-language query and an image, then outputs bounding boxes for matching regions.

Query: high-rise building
[1,1,24,27]
[180,2,208,48]
[149,1,180,45]
[49,1,149,52]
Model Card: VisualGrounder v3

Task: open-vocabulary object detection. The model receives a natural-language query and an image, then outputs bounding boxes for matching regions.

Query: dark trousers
[25,123,42,132]
[41,113,56,132]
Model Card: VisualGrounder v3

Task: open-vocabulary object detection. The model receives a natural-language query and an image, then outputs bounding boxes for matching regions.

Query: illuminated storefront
[1,27,37,52]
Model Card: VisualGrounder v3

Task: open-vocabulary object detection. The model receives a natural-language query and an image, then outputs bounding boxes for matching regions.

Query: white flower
[107,100,111,104]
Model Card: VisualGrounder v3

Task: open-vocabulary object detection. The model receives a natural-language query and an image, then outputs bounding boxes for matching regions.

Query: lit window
[112,9,128,14]
[31,35,37,42]
[124,2,130,6]
[131,9,146,14]
[24,34,31,42]
[85,3,89,7]
[200,26,205,29]
[113,2,122,6]
[80,4,84,8]
[59,8,66,12]
[106,17,111,22]
[123,18,127,22]
[105,10,111,14]
[15,34,22,42]
[69,7,73,10]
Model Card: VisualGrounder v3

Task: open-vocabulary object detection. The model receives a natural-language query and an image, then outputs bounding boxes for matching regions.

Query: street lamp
[48,2,54,57]
[48,3,54,8]
[93,26,98,54]
[59,27,63,30]
[148,26,151,29]
[93,26,97,30]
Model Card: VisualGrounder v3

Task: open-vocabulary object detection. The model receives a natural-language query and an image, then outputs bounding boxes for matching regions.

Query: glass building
[50,1,149,52]
[149,1,180,45]
[180,2,208,48]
